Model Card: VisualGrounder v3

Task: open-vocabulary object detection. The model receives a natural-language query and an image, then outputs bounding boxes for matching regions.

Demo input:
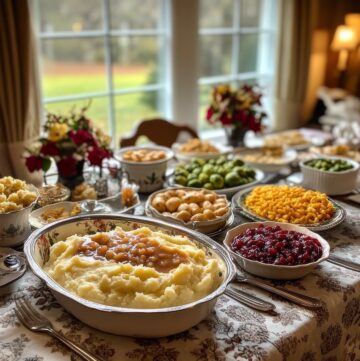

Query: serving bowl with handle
[24,214,236,337]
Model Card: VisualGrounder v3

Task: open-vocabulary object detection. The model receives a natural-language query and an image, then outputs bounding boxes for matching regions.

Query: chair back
[119,118,198,147]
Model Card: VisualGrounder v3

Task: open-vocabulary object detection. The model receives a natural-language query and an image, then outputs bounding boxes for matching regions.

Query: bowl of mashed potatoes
[24,214,235,337]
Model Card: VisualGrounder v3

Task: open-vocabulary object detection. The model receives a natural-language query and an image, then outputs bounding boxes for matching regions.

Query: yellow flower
[95,128,112,146]
[216,84,231,94]
[48,123,69,142]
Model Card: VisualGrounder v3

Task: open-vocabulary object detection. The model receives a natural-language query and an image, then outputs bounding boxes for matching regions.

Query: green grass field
[43,69,161,142]
[42,65,216,143]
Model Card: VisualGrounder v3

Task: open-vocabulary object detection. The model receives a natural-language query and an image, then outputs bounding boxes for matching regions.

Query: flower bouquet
[206,84,266,147]
[25,105,113,189]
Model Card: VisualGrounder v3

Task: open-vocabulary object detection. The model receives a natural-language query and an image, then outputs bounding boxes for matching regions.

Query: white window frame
[197,0,278,131]
[31,0,278,138]
[32,0,170,139]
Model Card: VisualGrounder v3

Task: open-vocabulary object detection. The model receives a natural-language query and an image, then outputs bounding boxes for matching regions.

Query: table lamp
[331,25,358,71]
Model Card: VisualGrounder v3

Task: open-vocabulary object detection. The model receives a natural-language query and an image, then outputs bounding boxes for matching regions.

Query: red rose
[69,129,93,145]
[206,107,214,121]
[248,114,261,132]
[219,113,233,125]
[88,146,112,166]
[56,156,77,177]
[25,155,43,172]
[40,142,59,156]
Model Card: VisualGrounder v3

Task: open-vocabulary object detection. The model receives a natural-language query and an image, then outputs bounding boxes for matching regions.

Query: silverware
[235,274,323,308]
[15,298,102,361]
[224,286,276,312]
[327,255,360,272]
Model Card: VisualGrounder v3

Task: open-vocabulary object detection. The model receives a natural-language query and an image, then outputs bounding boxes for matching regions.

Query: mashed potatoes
[44,226,225,309]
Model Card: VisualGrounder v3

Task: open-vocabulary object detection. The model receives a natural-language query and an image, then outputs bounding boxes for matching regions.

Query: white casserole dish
[300,157,359,195]
[24,214,236,337]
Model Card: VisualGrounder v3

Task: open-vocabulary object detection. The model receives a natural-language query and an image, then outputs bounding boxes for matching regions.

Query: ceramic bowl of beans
[300,156,359,195]
[223,221,330,280]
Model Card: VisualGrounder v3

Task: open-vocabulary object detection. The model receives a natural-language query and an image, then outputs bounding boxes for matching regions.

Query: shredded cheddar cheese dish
[244,185,335,224]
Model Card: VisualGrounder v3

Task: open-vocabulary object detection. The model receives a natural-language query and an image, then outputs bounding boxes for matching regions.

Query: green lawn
[42,69,217,143]
[43,71,160,143]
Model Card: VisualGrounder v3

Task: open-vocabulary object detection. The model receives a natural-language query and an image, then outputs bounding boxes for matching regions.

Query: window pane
[238,78,258,87]
[115,92,161,140]
[199,0,234,28]
[41,39,106,98]
[111,37,160,89]
[45,98,110,133]
[199,36,232,77]
[38,0,103,32]
[110,0,161,29]
[238,34,259,73]
[240,0,261,28]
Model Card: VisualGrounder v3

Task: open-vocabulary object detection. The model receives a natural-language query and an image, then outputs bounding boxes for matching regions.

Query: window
[32,0,169,142]
[198,0,278,131]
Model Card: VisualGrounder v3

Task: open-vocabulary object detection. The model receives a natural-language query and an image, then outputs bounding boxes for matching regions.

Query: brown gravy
[77,230,189,273]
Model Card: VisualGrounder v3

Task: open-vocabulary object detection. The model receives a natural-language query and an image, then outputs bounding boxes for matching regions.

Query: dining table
[0,174,359,361]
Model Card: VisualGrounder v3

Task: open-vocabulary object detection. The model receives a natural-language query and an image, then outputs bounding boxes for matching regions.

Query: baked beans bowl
[116,146,174,193]
[145,187,232,234]
[224,221,330,280]
[24,214,236,337]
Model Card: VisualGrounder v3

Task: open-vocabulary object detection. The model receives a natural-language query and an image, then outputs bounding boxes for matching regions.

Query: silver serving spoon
[235,272,323,308]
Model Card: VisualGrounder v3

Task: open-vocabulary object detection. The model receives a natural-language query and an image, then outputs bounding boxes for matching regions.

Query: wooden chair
[119,118,199,148]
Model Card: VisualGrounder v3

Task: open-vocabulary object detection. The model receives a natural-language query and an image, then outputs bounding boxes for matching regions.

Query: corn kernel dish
[0,176,37,213]
[44,226,225,309]
[243,185,335,225]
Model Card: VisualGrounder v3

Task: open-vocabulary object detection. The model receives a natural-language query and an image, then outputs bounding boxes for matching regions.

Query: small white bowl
[223,221,330,280]
[238,148,297,172]
[115,146,174,193]
[172,143,233,162]
[29,201,82,229]
[0,185,38,247]
[300,157,360,195]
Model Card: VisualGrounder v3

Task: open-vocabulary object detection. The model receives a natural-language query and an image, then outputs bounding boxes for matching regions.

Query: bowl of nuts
[223,222,330,280]
[145,187,232,234]
[116,146,174,193]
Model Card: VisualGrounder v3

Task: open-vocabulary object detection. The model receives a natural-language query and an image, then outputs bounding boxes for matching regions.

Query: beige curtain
[272,0,316,130]
[0,0,42,185]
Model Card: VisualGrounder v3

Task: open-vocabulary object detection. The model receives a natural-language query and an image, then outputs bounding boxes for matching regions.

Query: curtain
[0,0,42,185]
[272,0,316,130]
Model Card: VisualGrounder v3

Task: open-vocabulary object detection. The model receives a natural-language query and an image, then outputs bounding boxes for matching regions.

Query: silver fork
[15,298,103,361]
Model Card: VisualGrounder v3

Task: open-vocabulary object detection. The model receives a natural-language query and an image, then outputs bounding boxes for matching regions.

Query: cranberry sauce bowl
[223,222,330,280]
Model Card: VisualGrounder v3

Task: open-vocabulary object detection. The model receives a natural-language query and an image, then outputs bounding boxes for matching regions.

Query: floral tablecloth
[0,200,359,361]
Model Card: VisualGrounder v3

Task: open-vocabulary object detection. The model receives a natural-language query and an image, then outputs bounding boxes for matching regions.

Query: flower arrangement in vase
[24,105,113,189]
[206,84,266,147]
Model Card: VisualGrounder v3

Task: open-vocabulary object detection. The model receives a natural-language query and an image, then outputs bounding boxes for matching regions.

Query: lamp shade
[331,25,358,51]
[345,13,360,38]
